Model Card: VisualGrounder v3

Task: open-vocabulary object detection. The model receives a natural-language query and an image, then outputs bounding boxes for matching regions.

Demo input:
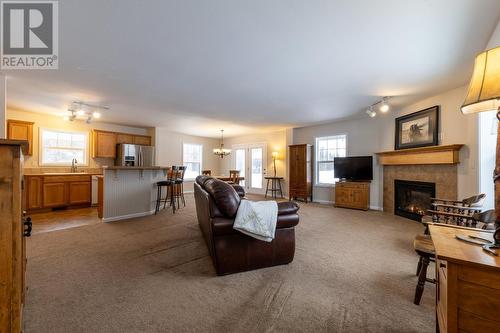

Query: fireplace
[394,180,436,221]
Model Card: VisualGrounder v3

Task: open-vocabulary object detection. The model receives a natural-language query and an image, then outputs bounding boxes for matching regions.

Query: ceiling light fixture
[379,97,390,112]
[63,101,109,123]
[213,129,231,158]
[366,106,376,118]
[366,97,391,118]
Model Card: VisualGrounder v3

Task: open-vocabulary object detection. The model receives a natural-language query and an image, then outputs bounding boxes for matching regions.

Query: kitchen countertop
[24,172,103,176]
[103,166,170,170]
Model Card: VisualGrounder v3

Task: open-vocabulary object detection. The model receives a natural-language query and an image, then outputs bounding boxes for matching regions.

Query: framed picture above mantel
[395,105,440,150]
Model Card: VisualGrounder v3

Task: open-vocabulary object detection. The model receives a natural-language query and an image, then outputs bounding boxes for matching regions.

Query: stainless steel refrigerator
[115,144,155,167]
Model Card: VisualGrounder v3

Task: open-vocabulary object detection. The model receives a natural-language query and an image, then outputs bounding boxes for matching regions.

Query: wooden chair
[202,170,211,176]
[171,166,187,210]
[413,203,492,305]
[427,194,486,227]
[229,170,240,184]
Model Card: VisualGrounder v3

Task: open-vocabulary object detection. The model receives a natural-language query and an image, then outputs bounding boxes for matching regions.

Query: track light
[379,98,390,112]
[62,101,109,123]
[366,106,376,118]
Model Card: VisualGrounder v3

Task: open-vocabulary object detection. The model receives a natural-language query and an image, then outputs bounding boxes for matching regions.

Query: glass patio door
[232,143,267,194]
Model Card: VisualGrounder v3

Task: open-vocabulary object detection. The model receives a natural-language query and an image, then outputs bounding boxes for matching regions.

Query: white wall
[220,130,288,193]
[155,127,221,191]
[479,110,497,210]
[486,19,500,49]
[293,85,478,208]
[293,117,384,208]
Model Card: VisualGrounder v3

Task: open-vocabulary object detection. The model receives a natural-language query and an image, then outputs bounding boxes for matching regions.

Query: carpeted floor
[25,194,434,332]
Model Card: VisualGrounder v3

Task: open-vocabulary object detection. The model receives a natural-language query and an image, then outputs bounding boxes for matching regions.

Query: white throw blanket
[233,200,278,242]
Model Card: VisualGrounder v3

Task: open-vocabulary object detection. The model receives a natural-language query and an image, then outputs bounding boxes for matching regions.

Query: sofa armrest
[278,201,299,215]
[231,184,246,198]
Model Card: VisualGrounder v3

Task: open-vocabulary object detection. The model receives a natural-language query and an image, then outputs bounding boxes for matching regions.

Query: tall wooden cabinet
[0,140,30,333]
[288,144,313,202]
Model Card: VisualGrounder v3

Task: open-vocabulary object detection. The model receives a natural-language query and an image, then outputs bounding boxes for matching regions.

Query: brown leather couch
[194,176,300,275]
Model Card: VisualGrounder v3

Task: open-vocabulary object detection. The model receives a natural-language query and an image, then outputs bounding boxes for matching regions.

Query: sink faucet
[71,158,78,173]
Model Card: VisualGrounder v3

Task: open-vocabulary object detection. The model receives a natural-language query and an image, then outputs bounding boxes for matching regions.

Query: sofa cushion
[204,178,241,218]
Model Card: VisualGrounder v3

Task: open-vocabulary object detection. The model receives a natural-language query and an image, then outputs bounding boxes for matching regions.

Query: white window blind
[40,129,88,166]
[183,143,203,180]
[315,135,347,185]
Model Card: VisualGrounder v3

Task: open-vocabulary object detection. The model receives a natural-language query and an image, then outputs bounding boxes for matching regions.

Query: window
[40,129,88,166]
[183,143,203,180]
[315,135,347,185]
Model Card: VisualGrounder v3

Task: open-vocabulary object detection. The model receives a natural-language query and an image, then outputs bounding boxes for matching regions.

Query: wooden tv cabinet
[334,181,370,210]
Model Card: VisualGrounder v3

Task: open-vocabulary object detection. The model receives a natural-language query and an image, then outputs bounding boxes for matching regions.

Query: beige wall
[7,109,151,169]
[155,127,221,191]
[293,85,478,208]
[221,130,288,193]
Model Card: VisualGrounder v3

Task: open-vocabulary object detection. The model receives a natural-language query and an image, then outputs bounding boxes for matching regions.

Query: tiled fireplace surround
[383,164,458,214]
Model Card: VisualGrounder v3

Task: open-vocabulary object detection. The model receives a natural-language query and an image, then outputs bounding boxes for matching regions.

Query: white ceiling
[4,0,500,137]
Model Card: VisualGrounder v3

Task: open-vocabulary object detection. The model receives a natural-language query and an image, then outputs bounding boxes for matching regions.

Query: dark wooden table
[265,176,284,198]
[214,176,245,184]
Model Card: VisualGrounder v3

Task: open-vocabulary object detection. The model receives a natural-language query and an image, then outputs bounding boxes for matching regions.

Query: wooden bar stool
[265,176,284,199]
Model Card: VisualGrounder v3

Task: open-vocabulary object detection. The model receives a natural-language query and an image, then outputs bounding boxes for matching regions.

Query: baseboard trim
[370,205,382,211]
[103,209,155,223]
[313,199,334,205]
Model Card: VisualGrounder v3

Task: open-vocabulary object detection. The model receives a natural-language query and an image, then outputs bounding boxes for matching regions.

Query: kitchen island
[100,166,170,222]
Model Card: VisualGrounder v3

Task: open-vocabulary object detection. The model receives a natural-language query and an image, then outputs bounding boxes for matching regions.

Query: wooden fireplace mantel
[376,144,464,165]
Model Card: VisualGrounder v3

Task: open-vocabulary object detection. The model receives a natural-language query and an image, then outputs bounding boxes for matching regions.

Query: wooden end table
[265,176,284,199]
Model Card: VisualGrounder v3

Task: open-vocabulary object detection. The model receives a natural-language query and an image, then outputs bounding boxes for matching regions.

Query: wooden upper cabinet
[133,135,151,145]
[7,119,34,155]
[116,133,134,144]
[92,130,117,158]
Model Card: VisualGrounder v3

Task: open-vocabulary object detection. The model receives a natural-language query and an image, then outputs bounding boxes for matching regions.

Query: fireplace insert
[394,180,436,221]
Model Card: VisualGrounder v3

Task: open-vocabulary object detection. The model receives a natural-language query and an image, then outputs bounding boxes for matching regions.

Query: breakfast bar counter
[100,166,170,222]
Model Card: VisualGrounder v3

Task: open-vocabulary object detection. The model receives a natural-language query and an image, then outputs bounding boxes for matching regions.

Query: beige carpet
[25,194,434,332]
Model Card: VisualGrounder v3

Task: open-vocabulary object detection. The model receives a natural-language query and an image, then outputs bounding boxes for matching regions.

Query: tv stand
[335,181,370,211]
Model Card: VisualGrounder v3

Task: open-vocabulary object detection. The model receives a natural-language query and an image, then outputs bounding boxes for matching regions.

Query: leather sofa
[194,176,300,275]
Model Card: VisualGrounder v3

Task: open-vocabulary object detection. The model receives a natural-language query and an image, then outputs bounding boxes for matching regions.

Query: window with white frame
[40,129,88,166]
[183,143,203,180]
[315,135,347,185]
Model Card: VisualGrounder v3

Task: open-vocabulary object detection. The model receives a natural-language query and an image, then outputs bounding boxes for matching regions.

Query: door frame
[232,142,267,194]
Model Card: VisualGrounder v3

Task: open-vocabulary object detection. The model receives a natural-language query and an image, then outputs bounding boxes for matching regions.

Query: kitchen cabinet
[25,174,92,212]
[25,176,43,210]
[43,182,67,207]
[92,130,117,158]
[7,119,34,155]
[69,181,91,205]
[335,181,370,210]
[116,133,134,144]
[133,135,151,145]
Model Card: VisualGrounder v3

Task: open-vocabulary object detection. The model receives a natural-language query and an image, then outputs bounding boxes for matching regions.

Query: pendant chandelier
[213,129,231,158]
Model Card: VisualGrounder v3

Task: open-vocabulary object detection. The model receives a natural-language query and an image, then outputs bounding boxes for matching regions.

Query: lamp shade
[461,46,500,114]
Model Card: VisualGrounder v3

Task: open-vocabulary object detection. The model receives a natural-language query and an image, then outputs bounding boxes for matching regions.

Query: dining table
[214,175,245,183]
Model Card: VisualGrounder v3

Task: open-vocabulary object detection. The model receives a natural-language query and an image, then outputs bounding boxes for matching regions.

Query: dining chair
[413,195,489,305]
[202,170,211,176]
[229,170,240,184]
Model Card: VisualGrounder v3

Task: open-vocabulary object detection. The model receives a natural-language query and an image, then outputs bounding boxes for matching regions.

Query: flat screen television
[334,156,373,181]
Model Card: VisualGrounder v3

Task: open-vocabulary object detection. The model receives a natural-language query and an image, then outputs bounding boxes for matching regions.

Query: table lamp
[272,151,279,177]
[461,46,500,245]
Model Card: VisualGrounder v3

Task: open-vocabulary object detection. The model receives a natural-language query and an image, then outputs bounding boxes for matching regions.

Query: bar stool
[172,166,187,209]
[155,168,174,214]
[265,176,284,199]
